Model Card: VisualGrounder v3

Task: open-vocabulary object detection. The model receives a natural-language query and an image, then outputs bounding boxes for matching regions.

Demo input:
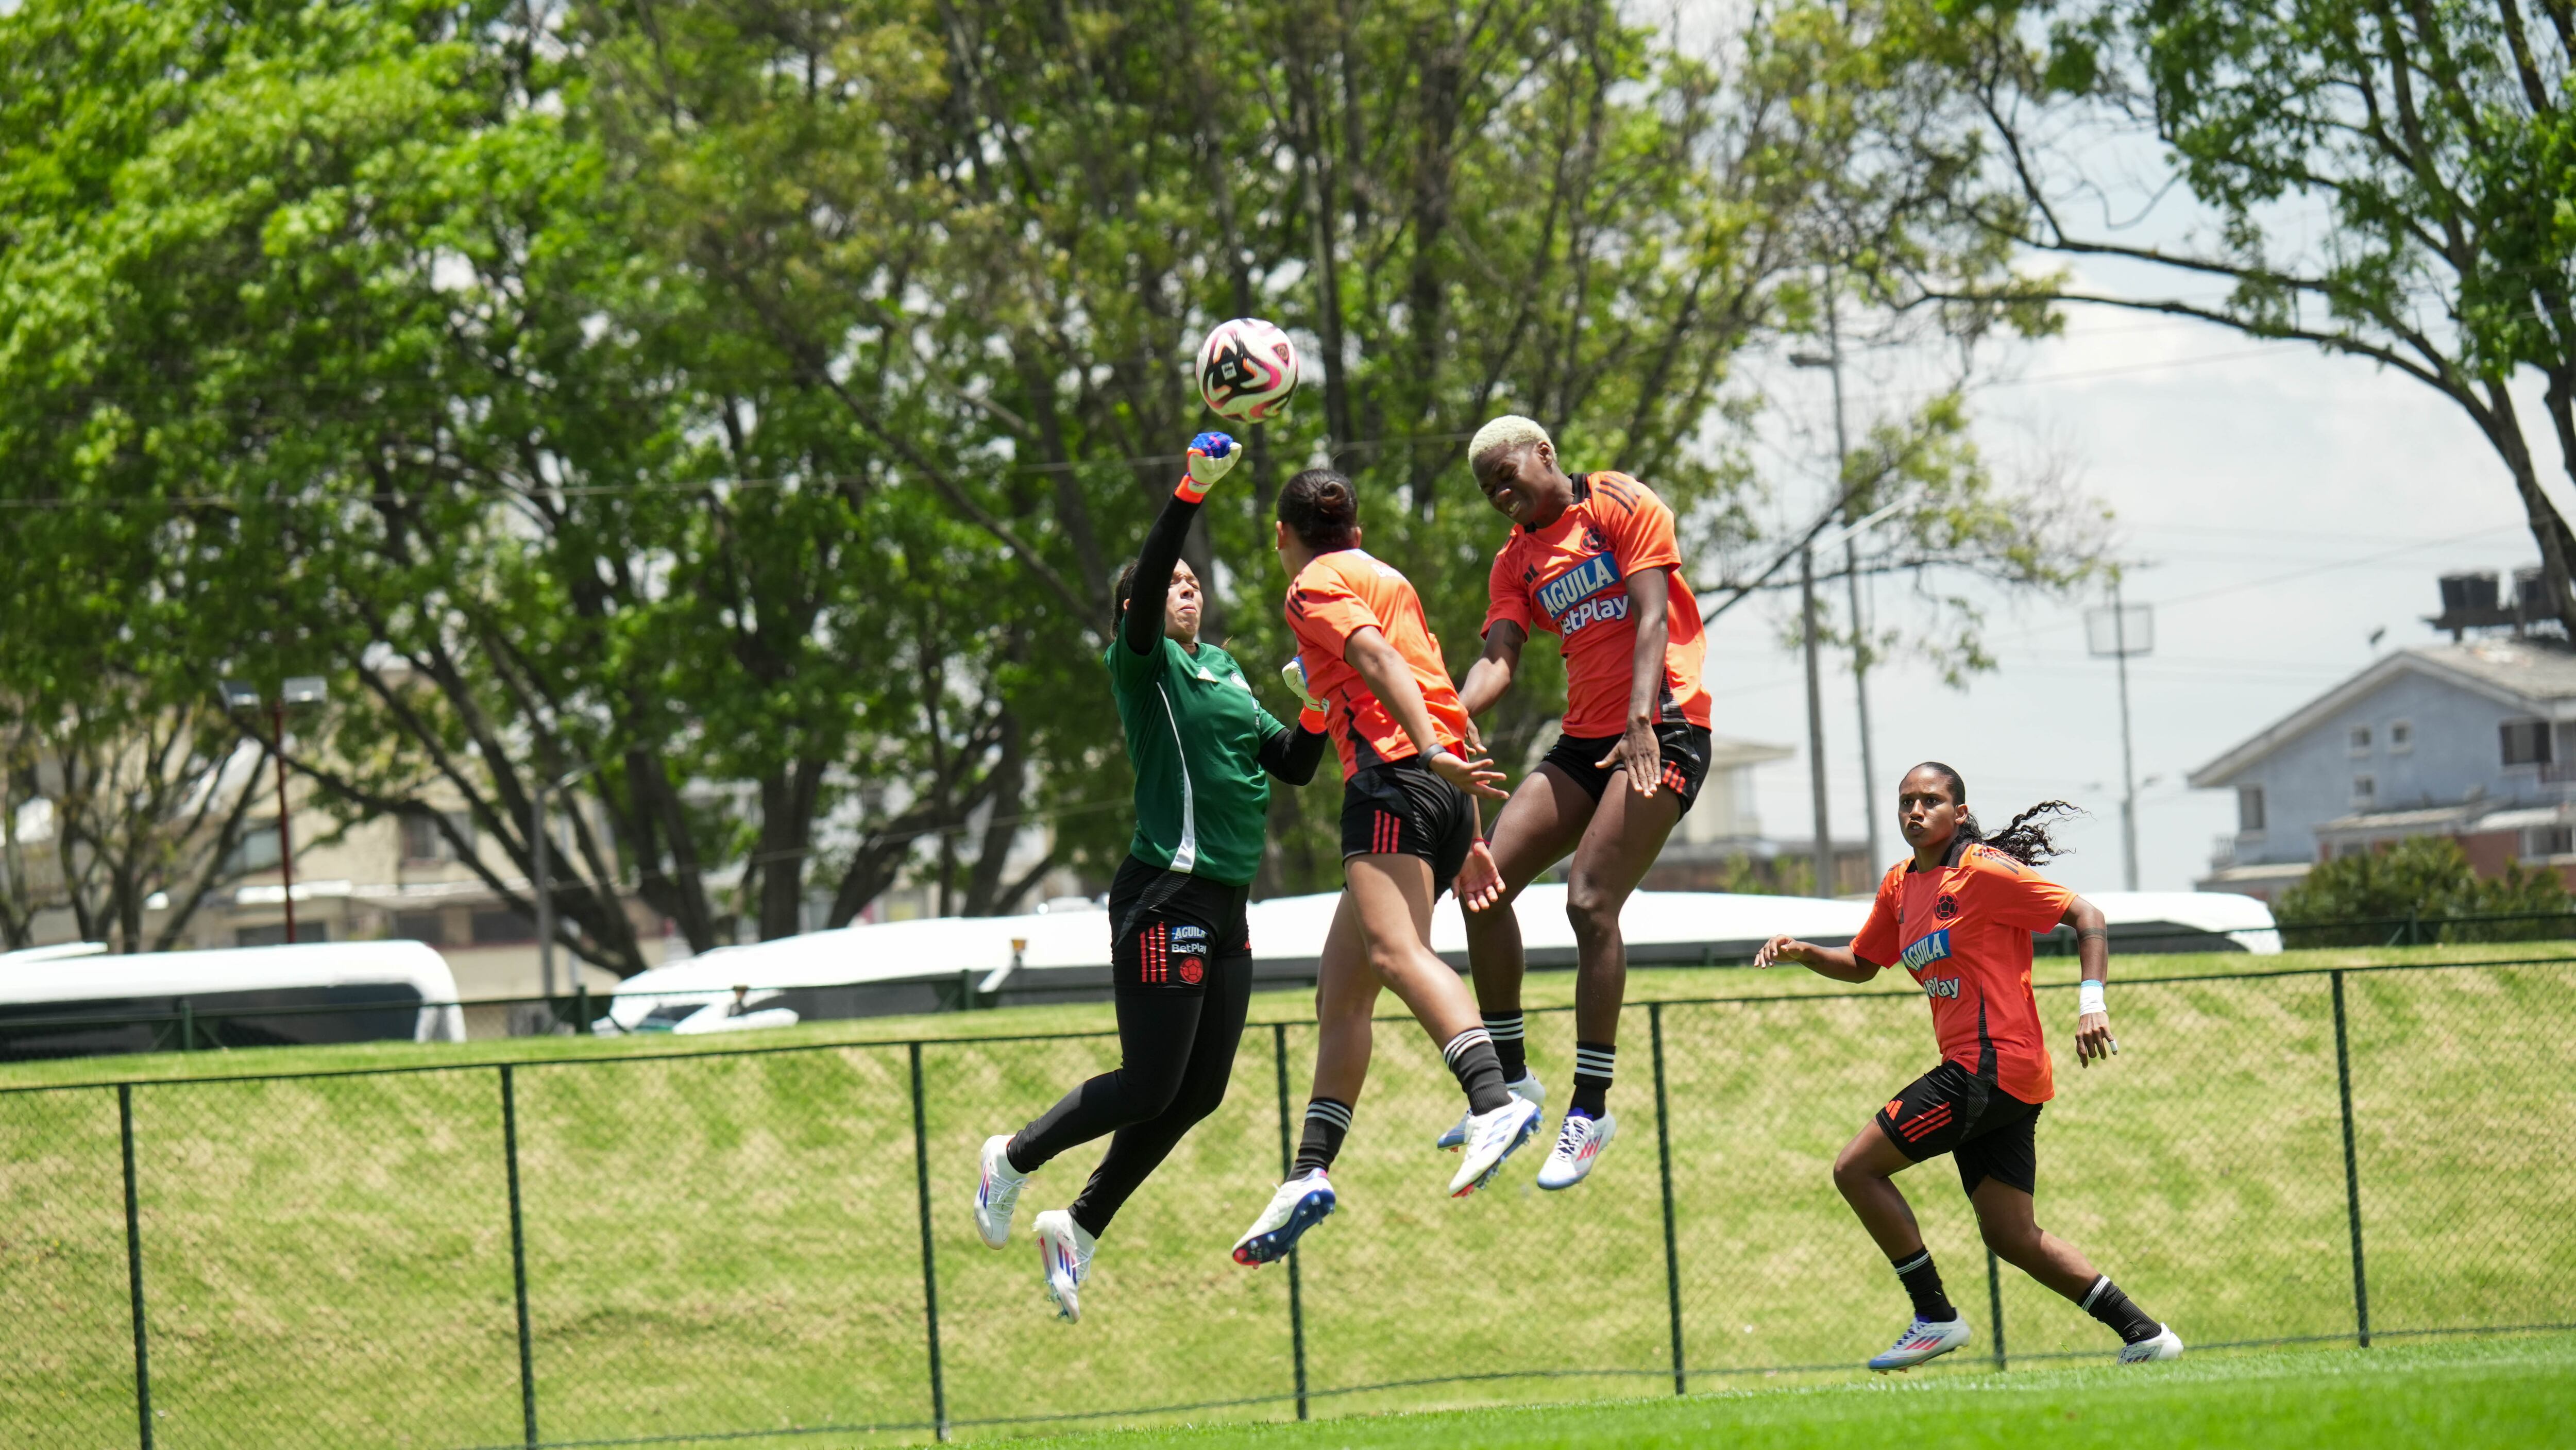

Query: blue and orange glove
[1176,431,1239,503]
[1281,654,1328,732]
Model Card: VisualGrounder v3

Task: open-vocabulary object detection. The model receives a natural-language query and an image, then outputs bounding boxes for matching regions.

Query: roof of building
[2189,639,2576,787]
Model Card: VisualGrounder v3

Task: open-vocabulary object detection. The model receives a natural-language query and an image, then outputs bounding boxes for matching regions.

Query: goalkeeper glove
[1176,431,1238,503]
[1281,655,1328,732]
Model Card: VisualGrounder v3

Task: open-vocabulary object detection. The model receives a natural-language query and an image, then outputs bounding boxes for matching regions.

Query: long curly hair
[1910,761,2080,867]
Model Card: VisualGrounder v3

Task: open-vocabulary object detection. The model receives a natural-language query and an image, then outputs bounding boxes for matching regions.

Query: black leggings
[1008,953,1254,1238]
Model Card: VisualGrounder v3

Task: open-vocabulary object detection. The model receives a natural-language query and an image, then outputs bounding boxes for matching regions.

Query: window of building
[234,922,330,948]
[390,912,448,946]
[2527,825,2575,859]
[2502,718,2554,767]
[2238,785,2266,833]
[2349,724,2372,754]
[2389,720,2413,753]
[2352,775,2376,806]
[2335,840,2368,858]
[471,908,534,945]
[224,821,282,874]
[400,812,473,865]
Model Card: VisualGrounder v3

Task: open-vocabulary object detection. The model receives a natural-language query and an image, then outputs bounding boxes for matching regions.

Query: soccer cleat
[1033,1209,1095,1323]
[2117,1324,2185,1363]
[974,1135,1028,1250]
[1231,1169,1337,1267]
[1435,1072,1545,1151]
[1867,1315,1972,1372]
[1447,1096,1544,1197]
[1534,1111,1617,1190]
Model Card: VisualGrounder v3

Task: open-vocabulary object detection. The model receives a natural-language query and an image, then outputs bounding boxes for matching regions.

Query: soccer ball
[1196,318,1299,423]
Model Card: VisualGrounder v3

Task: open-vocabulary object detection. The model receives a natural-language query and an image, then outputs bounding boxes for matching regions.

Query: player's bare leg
[1971,1179,2182,1361]
[1967,1179,2098,1297]
[1533,773,1683,1188]
[1346,852,1539,1193]
[1236,895,1371,1266]
[1461,764,1595,1015]
[1832,1123,1971,1369]
[1446,765,1590,1149]
[1832,1119,1930,1258]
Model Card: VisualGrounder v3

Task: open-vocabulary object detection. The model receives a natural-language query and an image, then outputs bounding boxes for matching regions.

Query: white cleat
[1867,1315,1972,1372]
[1534,1111,1617,1190]
[2117,1324,2185,1363]
[1448,1096,1544,1197]
[1232,1169,1337,1266]
[1436,1073,1545,1151]
[1033,1209,1095,1323]
[974,1134,1028,1250]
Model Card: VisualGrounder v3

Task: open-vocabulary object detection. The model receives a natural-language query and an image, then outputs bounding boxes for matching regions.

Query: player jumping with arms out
[1230,468,1543,1267]
[1440,416,1716,1189]
[973,433,1327,1322]
[1754,763,2183,1370]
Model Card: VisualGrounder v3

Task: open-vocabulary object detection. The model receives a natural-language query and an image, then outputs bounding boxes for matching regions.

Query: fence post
[1270,1023,1310,1422]
[1985,1249,2006,1371]
[1649,1003,1686,1396]
[499,1066,539,1446]
[907,1042,951,1440]
[118,1084,154,1450]
[2331,971,2371,1347]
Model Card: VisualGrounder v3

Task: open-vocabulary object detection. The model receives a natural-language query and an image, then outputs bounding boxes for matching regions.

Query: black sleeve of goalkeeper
[1121,489,1204,656]
[1260,720,1327,786]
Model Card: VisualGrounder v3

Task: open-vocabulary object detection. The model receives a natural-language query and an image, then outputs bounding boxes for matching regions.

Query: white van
[0,940,467,1060]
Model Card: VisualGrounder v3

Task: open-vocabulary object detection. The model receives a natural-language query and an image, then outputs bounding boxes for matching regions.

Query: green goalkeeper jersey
[1107,634,1289,887]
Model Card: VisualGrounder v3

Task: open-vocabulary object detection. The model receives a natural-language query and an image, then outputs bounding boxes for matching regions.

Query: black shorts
[1108,854,1250,993]
[1874,1060,2043,1196]
[1339,756,1477,885]
[1539,723,1711,817]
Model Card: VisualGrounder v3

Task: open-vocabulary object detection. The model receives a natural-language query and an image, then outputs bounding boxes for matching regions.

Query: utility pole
[532,763,596,1011]
[1812,296,1880,866]
[2086,586,2155,890]
[219,677,327,944]
[1801,544,1833,897]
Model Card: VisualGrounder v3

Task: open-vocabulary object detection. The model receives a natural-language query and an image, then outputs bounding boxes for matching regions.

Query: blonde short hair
[1468,414,1551,470]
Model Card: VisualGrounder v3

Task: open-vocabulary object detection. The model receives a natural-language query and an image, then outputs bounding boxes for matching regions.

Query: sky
[1718,262,2549,895]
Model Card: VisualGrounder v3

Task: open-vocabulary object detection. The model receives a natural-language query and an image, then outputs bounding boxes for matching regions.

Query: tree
[591,0,2095,893]
[1926,0,2576,634]
[2276,835,2570,945]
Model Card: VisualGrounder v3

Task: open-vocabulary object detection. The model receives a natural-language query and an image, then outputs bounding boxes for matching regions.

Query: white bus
[0,940,467,1060]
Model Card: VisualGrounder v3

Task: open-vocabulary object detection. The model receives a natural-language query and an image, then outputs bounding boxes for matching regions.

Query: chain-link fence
[8,957,2573,1447]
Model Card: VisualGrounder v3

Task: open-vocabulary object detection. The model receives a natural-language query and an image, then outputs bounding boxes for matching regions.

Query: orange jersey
[1284,548,1471,778]
[1850,841,2075,1104]
[1483,471,1711,736]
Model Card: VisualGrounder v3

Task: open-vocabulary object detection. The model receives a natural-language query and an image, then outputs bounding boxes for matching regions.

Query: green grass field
[1025,1336,2576,1449]
[4,945,2571,1448]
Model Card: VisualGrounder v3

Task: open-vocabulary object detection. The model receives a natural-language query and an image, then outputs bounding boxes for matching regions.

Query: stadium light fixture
[216,676,329,945]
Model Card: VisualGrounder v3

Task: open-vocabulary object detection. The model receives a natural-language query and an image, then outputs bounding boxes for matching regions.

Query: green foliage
[0,0,2110,950]
[2277,836,2572,945]
[1936,0,2576,633]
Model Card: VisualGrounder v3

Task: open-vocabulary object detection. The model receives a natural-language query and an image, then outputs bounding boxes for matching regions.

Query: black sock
[1892,1249,1958,1323]
[1004,1133,1039,1175]
[2081,1276,2159,1343]
[1442,1027,1511,1113]
[1569,1040,1615,1118]
[1292,1098,1352,1176]
[1484,1011,1527,1082]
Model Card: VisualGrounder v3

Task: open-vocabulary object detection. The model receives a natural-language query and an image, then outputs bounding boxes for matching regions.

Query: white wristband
[2078,979,2106,1017]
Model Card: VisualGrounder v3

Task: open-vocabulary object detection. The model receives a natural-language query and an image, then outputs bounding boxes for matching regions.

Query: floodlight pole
[1801,545,1832,896]
[2114,581,2140,891]
[533,777,553,1003]
[1820,297,1881,868]
[270,700,298,946]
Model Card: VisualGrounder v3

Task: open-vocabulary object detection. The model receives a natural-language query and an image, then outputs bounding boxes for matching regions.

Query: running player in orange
[1444,415,1714,1189]
[1231,467,1542,1267]
[1754,763,2183,1370]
